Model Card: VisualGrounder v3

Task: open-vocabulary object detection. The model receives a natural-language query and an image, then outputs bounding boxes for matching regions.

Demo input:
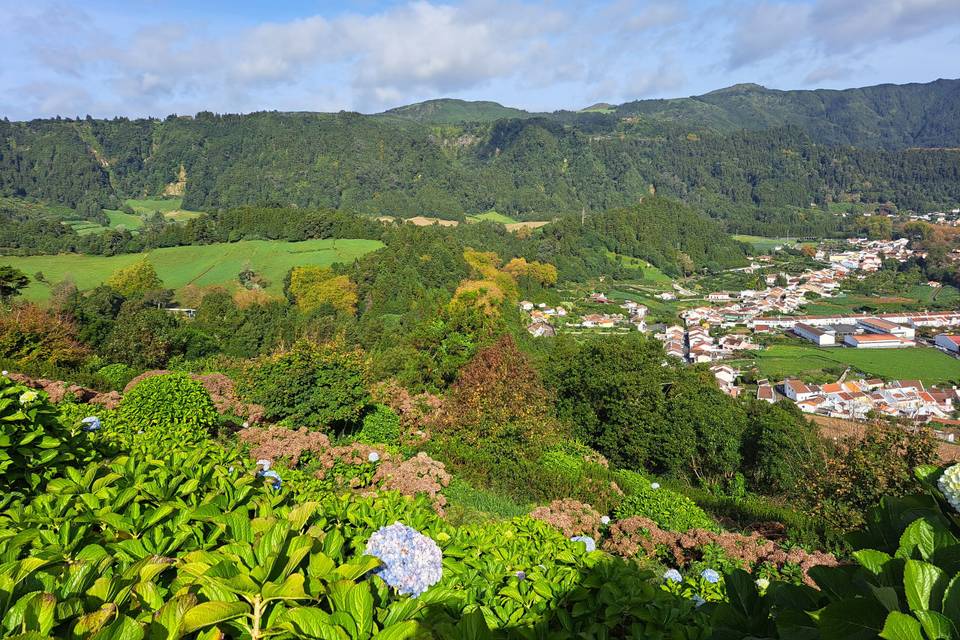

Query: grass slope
[466,211,518,224]
[5,239,383,302]
[751,344,960,386]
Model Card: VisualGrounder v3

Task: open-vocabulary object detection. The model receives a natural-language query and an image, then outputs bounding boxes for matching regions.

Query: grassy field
[800,285,960,315]
[4,239,384,302]
[732,235,815,251]
[606,252,674,285]
[466,211,517,224]
[748,343,960,386]
[125,197,203,223]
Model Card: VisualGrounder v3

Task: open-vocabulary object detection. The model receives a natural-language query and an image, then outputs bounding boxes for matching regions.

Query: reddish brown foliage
[238,427,333,467]
[0,304,89,368]
[602,516,837,585]
[530,499,603,538]
[435,335,564,452]
[371,379,442,437]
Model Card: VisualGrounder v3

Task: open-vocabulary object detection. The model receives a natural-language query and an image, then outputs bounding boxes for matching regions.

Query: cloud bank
[1,0,958,119]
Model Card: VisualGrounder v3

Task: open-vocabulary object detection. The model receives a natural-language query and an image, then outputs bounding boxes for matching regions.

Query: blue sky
[1,0,958,120]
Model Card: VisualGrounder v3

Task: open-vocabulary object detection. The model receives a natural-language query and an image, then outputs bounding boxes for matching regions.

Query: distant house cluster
[819,237,921,272]
[520,300,567,337]
[654,325,759,364]
[779,378,956,422]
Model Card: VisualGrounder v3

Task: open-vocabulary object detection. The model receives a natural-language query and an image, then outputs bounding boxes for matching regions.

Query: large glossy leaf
[878,612,924,640]
[903,560,945,612]
[815,598,886,640]
[913,611,957,640]
[180,602,249,635]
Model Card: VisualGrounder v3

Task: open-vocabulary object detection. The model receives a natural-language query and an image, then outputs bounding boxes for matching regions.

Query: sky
[1,0,958,120]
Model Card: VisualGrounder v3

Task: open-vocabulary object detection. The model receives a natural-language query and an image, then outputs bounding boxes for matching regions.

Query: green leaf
[904,560,944,612]
[90,615,144,640]
[879,612,924,640]
[344,583,373,638]
[180,602,249,635]
[376,621,418,640]
[942,575,960,631]
[913,611,957,640]
[262,574,310,602]
[455,609,491,640]
[817,598,886,640]
[900,520,936,560]
[279,608,347,640]
[854,550,893,576]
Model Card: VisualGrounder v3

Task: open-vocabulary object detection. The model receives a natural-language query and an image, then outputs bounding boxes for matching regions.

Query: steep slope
[616,78,960,148]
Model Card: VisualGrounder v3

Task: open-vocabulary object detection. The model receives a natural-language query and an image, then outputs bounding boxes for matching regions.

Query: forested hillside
[1,79,959,229]
[616,78,960,148]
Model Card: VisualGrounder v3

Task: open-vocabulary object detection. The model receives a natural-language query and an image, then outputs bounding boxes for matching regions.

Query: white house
[783,379,818,402]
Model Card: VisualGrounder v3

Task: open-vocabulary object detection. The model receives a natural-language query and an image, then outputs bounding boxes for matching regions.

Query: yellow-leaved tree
[287,266,358,315]
[106,259,164,297]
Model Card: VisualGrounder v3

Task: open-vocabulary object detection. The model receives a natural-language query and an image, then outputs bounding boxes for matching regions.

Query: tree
[0,266,30,301]
[0,304,90,368]
[286,266,358,315]
[106,259,163,298]
[741,400,820,494]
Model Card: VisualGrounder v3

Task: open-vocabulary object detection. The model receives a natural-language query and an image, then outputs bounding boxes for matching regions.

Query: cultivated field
[749,343,960,386]
[5,239,383,302]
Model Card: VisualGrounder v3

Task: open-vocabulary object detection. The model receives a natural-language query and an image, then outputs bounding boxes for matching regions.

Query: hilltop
[379,98,534,123]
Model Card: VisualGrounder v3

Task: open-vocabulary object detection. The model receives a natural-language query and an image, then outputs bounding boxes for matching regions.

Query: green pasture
[749,343,960,386]
[466,211,518,224]
[732,235,814,251]
[606,252,674,285]
[2,239,383,302]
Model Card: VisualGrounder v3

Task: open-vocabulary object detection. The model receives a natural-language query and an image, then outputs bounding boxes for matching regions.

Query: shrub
[0,376,89,496]
[614,483,719,533]
[603,516,837,585]
[373,452,451,515]
[530,499,603,538]
[117,373,218,444]
[96,363,138,390]
[239,339,370,430]
[0,304,90,369]
[357,404,402,445]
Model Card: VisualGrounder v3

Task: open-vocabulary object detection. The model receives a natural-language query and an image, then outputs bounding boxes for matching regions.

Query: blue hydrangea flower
[700,569,720,584]
[600,515,611,525]
[81,416,101,432]
[515,570,526,580]
[691,594,706,608]
[255,459,272,471]
[365,522,443,597]
[663,569,682,583]
[570,535,596,552]
[650,482,661,489]
[261,470,282,490]
[368,451,380,463]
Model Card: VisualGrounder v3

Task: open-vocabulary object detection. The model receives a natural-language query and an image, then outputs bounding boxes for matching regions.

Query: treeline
[2,111,959,233]
[3,198,747,280]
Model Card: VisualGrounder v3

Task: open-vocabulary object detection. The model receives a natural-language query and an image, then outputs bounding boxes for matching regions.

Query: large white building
[844,333,914,349]
[794,322,836,346]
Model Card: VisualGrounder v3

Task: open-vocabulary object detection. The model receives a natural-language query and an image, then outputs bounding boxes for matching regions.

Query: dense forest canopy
[1,79,959,229]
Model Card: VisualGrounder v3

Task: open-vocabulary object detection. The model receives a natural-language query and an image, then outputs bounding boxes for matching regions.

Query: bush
[356,404,402,445]
[615,483,719,533]
[239,339,370,430]
[117,373,218,444]
[96,363,138,390]
[0,377,91,496]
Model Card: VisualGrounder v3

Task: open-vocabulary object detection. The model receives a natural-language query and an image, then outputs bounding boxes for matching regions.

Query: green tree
[0,266,29,301]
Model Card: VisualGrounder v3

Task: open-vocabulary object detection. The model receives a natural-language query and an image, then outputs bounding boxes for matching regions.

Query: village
[519,236,960,427]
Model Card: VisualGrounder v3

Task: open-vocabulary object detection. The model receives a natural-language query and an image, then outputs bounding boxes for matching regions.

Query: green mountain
[615,78,960,148]
[379,98,534,123]
[1,80,959,234]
